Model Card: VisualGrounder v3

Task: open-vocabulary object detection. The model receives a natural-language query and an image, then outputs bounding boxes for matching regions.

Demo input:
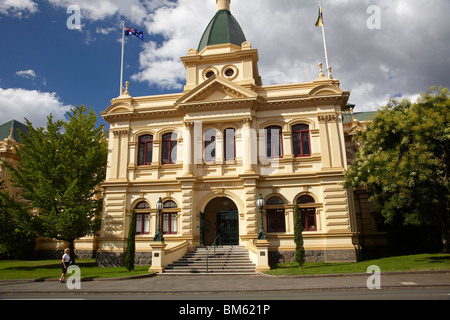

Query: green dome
[198,9,247,52]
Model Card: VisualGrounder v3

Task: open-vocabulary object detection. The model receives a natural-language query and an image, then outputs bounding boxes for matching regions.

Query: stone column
[254,239,270,272]
[149,241,167,273]
[242,117,255,174]
[183,122,194,176]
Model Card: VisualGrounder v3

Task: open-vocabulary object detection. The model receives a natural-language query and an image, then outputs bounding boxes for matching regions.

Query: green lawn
[264,252,450,276]
[0,259,152,280]
[1,253,449,280]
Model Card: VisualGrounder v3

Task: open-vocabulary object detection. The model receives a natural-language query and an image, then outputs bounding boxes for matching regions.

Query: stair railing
[206,234,221,274]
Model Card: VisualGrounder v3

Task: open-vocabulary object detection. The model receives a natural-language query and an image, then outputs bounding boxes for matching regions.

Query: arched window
[138,135,153,165]
[162,132,178,164]
[134,201,150,235]
[204,129,216,162]
[265,126,283,159]
[292,124,311,157]
[297,195,317,231]
[162,200,178,234]
[224,128,236,161]
[266,196,286,233]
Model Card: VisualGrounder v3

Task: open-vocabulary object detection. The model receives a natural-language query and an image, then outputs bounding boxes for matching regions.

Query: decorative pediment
[309,84,344,97]
[103,98,135,115]
[176,75,258,106]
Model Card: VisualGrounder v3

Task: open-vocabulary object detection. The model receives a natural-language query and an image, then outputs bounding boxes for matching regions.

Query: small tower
[181,0,261,92]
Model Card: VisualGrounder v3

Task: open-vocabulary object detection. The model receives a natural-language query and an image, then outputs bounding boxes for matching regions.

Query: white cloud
[0,88,71,128]
[4,0,448,112]
[96,27,115,35]
[0,0,37,17]
[15,69,37,80]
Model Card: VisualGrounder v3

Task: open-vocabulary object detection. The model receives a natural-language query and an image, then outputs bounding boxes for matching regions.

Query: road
[2,287,449,300]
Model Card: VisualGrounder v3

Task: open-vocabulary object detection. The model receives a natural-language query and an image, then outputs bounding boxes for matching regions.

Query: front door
[218,210,239,245]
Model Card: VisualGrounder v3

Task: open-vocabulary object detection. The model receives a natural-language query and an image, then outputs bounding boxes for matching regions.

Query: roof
[342,111,377,123]
[0,120,29,143]
[198,9,247,52]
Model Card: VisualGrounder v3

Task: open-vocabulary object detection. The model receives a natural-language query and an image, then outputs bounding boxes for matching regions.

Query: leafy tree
[0,181,38,259]
[294,203,305,268]
[3,106,108,262]
[345,86,449,253]
[125,209,136,271]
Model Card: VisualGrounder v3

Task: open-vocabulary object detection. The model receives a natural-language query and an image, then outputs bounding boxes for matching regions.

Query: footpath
[0,270,449,297]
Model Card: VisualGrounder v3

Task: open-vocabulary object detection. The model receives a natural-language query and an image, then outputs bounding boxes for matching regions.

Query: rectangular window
[163,213,177,234]
[224,128,236,161]
[292,124,311,157]
[135,213,150,235]
[162,133,177,164]
[267,209,286,233]
[300,208,316,231]
[265,126,283,159]
[138,135,153,165]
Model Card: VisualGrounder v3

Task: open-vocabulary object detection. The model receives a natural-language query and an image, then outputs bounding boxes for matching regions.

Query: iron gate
[218,210,239,245]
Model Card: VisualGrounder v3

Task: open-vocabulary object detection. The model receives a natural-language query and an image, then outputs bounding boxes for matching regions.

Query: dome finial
[217,0,231,11]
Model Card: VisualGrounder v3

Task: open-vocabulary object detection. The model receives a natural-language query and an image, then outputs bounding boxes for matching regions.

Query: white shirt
[62,253,70,263]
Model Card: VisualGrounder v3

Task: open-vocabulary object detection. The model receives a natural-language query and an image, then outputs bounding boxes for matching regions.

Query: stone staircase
[163,245,256,274]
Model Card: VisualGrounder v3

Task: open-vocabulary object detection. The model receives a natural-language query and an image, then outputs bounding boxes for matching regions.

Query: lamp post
[154,197,164,241]
[256,194,267,240]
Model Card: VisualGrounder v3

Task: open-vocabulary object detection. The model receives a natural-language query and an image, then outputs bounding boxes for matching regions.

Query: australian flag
[125,26,144,41]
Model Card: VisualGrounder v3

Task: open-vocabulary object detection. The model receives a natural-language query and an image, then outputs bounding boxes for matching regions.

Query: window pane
[136,215,143,233]
[204,129,216,162]
[171,213,177,233]
[162,140,169,164]
[136,201,149,209]
[224,128,235,161]
[267,211,276,232]
[292,132,301,157]
[267,197,284,205]
[298,195,315,204]
[163,214,169,233]
[301,132,311,155]
[164,200,177,208]
[144,214,150,233]
[307,214,316,230]
[171,141,177,163]
[138,142,145,165]
[146,142,153,164]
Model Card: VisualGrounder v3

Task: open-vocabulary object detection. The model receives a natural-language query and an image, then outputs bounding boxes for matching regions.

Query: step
[163,245,256,274]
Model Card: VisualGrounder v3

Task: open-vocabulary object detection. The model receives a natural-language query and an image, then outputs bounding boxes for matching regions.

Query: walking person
[59,248,71,283]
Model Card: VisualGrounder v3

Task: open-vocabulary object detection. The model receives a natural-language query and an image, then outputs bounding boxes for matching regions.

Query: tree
[345,86,449,253]
[0,181,38,259]
[3,106,108,262]
[294,203,305,268]
[125,209,136,271]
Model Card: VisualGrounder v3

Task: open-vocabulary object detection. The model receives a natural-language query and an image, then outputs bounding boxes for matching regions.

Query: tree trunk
[68,239,76,265]
[442,229,449,254]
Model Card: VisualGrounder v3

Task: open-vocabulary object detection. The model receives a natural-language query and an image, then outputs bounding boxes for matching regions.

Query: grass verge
[0,259,152,280]
[264,252,450,276]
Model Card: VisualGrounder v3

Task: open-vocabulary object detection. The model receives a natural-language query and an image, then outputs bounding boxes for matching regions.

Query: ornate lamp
[154,197,164,241]
[256,194,267,240]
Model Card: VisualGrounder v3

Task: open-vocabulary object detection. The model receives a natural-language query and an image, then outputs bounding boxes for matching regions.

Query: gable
[176,75,258,106]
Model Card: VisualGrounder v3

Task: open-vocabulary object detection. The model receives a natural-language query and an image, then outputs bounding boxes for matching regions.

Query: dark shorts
[61,262,68,274]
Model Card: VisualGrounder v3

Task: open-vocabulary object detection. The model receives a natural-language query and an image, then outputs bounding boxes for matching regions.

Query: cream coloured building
[97,0,363,270]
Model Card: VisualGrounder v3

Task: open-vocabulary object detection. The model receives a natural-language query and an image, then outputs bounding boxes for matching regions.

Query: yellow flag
[315,5,323,27]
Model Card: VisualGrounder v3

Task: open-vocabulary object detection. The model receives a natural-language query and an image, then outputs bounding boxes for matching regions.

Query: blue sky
[1,0,449,129]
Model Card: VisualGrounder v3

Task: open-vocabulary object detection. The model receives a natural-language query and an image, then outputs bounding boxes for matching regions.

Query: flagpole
[319,1,330,77]
[120,21,125,95]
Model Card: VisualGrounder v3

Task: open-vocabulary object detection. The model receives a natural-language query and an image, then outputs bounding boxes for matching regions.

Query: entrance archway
[201,197,239,245]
